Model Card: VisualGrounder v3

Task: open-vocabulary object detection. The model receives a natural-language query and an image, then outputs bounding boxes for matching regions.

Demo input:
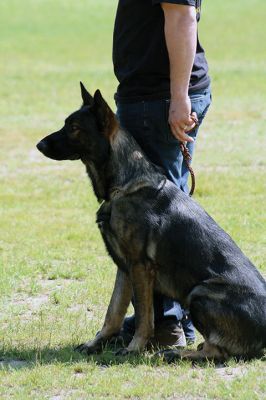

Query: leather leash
[179,114,199,197]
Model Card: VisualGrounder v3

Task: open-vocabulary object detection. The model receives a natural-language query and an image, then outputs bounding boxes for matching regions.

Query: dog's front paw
[109,335,127,347]
[115,347,131,356]
[75,340,104,355]
[156,349,182,363]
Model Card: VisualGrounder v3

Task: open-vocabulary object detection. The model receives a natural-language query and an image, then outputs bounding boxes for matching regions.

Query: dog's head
[36,83,118,164]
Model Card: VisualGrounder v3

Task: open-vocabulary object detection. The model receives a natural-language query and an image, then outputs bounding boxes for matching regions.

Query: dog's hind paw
[155,349,182,363]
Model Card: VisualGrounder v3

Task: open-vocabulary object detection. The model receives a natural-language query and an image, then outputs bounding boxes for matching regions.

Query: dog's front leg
[118,263,155,355]
[76,268,132,355]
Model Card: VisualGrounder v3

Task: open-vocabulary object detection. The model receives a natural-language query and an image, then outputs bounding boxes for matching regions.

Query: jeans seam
[143,101,148,128]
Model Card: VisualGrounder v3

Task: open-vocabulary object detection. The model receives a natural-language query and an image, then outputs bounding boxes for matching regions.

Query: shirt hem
[115,76,211,104]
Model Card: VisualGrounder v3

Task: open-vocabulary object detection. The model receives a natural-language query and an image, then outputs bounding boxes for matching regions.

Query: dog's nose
[36,140,48,153]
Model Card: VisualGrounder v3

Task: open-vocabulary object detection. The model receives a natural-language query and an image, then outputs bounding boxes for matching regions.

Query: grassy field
[0,0,265,398]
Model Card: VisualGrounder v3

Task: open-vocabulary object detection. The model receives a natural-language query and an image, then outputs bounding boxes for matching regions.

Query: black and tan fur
[36,83,266,362]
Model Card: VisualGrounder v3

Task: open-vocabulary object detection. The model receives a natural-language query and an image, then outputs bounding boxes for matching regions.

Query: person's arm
[161,3,197,143]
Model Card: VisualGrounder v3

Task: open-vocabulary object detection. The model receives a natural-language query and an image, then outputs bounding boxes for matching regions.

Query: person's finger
[170,124,194,143]
[190,112,199,125]
[184,113,199,133]
[185,121,196,133]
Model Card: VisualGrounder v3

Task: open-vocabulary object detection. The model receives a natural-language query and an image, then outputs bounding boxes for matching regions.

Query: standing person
[113,0,211,347]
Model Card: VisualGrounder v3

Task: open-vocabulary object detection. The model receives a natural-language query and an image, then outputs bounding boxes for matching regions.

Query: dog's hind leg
[188,283,266,359]
[117,263,155,355]
[76,268,132,355]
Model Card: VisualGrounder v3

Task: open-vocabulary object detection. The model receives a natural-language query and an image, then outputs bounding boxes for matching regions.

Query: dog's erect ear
[80,82,94,106]
[92,89,118,137]
[93,89,109,120]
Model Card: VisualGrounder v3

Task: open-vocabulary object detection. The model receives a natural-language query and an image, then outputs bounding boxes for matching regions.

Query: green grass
[0,0,266,398]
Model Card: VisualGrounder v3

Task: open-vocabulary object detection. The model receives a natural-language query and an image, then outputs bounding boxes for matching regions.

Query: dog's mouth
[69,154,81,160]
[36,141,80,161]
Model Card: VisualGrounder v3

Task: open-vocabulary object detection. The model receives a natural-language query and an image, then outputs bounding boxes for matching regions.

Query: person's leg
[181,309,196,345]
[116,87,211,346]
[162,87,212,341]
[159,87,211,341]
[142,88,211,343]
[116,102,186,346]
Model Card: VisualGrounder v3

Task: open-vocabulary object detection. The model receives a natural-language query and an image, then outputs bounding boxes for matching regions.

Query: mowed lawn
[0,0,265,399]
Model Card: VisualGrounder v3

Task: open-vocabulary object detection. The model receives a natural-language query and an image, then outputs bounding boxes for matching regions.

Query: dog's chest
[96,199,150,268]
[97,200,184,303]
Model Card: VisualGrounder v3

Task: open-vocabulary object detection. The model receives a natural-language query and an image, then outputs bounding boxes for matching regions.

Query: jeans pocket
[191,90,212,123]
[190,93,206,102]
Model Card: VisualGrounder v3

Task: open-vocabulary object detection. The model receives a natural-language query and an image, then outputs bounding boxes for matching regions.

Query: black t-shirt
[113,0,210,103]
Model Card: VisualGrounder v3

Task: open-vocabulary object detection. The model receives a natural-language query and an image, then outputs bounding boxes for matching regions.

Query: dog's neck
[108,128,162,187]
[84,128,164,203]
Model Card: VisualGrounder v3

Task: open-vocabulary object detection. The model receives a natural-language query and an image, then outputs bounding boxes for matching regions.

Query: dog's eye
[70,125,81,138]
[72,125,80,132]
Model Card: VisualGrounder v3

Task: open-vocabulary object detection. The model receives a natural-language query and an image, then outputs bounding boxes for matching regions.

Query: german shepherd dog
[36,83,266,362]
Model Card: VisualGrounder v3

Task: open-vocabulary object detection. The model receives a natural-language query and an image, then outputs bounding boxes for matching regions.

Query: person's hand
[168,95,197,143]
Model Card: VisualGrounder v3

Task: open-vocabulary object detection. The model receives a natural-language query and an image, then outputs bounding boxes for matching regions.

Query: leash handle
[179,114,198,197]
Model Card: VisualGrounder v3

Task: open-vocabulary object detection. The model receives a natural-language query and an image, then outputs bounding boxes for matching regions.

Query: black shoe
[121,315,187,348]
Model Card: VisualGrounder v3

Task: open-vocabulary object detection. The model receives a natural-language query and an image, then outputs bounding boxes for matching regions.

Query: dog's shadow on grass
[1,342,217,370]
[0,343,247,370]
[0,344,164,370]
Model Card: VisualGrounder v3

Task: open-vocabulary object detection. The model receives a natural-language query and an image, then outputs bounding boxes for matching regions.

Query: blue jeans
[116,86,212,339]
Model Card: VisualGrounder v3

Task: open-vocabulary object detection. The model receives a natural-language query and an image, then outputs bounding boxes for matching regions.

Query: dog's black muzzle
[36,130,81,161]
